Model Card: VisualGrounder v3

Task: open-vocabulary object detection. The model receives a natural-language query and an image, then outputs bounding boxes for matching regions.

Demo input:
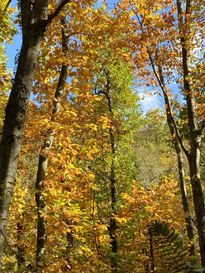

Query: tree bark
[159,66,195,255]
[104,71,118,273]
[175,144,196,256]
[0,1,48,261]
[0,0,71,262]
[135,14,195,254]
[35,20,68,270]
[188,145,205,265]
[176,0,205,265]
[17,221,25,270]
[147,51,196,256]
[148,227,155,273]
[64,220,74,270]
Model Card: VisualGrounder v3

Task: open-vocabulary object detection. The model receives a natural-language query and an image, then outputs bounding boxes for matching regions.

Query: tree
[0,0,72,261]
[34,18,70,270]
[121,0,204,264]
[1,0,204,270]
[91,56,141,271]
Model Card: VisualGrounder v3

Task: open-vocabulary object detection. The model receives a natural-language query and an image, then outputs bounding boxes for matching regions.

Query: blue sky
[6,0,21,70]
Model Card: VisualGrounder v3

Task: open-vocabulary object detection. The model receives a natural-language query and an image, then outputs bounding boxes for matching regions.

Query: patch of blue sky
[138,90,163,113]
[5,0,21,71]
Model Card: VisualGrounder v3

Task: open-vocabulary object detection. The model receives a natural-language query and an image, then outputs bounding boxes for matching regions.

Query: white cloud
[139,91,162,112]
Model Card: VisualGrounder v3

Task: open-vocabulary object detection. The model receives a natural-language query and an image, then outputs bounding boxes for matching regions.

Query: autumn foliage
[0,0,204,272]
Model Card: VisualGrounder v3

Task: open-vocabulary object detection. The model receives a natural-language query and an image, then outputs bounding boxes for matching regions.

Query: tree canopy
[0,0,204,272]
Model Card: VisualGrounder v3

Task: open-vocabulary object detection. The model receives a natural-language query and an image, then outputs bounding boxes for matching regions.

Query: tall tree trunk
[0,1,48,261]
[109,161,118,273]
[0,0,71,262]
[160,71,195,255]
[148,227,154,273]
[35,134,53,270]
[102,70,118,272]
[135,12,196,255]
[175,144,195,256]
[188,145,205,265]
[147,50,196,255]
[35,20,69,270]
[64,220,74,270]
[163,87,195,256]
[176,0,205,265]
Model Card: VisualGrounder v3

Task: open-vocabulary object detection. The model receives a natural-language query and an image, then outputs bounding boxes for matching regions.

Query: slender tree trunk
[109,161,118,273]
[17,222,25,270]
[163,86,196,257]
[148,53,196,255]
[0,0,71,262]
[188,145,205,265]
[64,220,74,269]
[35,20,68,270]
[148,227,154,273]
[176,0,205,265]
[164,92,195,256]
[35,134,53,270]
[162,78,195,255]
[103,71,118,273]
[175,145,195,255]
[135,12,196,255]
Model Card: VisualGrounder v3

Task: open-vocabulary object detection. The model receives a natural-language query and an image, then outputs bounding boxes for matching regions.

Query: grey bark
[35,20,69,270]
[35,134,53,270]
[0,0,71,262]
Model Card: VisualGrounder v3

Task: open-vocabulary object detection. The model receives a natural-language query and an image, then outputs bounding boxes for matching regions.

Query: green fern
[149,221,190,273]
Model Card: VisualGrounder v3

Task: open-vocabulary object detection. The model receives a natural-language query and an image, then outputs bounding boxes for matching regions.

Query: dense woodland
[0,0,204,272]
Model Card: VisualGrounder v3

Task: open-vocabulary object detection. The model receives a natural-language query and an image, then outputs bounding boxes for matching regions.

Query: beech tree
[0,0,73,261]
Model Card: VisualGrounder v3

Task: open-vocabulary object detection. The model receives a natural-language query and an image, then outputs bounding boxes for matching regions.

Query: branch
[185,0,192,17]
[0,229,19,258]
[0,229,32,270]
[3,0,12,12]
[47,0,71,25]
[148,50,190,158]
[132,6,190,158]
[176,0,183,16]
